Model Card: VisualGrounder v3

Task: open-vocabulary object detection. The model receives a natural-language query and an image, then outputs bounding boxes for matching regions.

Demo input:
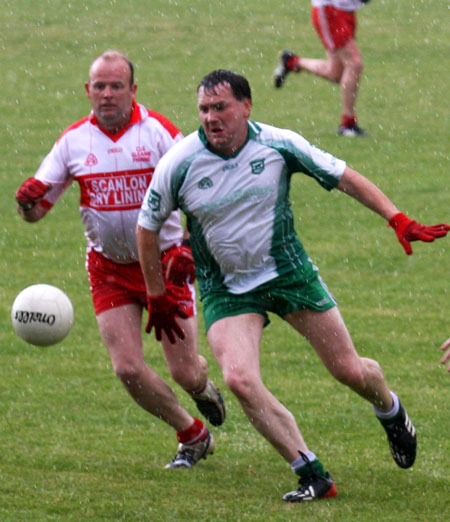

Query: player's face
[85,57,137,132]
[197,83,251,156]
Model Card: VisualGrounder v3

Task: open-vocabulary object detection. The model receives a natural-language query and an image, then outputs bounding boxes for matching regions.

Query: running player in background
[273,0,371,136]
[15,50,225,469]
[137,69,449,502]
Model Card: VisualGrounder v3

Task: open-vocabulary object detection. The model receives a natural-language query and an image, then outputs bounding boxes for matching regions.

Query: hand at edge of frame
[388,212,450,255]
[439,338,450,372]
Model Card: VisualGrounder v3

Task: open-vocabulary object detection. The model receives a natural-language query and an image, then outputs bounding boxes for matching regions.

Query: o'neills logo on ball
[14,310,56,326]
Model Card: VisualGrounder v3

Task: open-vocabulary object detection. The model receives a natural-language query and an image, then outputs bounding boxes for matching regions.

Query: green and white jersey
[138,121,346,295]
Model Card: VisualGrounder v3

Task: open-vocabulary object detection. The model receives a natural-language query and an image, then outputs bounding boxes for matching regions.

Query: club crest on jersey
[132,146,151,162]
[147,189,161,211]
[85,153,98,166]
[198,177,213,189]
[250,159,265,175]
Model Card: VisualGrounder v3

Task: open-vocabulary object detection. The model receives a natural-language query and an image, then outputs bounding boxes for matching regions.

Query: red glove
[15,177,51,211]
[162,245,196,286]
[145,290,188,344]
[389,212,450,255]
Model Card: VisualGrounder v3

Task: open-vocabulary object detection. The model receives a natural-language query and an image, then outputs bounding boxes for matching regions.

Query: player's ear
[243,98,252,118]
[84,82,91,98]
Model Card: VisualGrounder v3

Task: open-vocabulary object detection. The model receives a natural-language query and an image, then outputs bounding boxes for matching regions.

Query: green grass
[1,0,449,520]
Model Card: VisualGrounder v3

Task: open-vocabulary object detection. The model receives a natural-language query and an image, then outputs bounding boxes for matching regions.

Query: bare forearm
[136,225,165,295]
[337,167,399,221]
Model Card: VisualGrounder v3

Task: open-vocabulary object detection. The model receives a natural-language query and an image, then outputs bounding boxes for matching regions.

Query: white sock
[290,451,317,474]
[373,390,400,420]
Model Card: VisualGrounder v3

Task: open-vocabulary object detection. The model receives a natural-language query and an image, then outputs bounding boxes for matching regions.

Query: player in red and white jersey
[34,99,184,264]
[15,51,225,469]
[273,0,371,136]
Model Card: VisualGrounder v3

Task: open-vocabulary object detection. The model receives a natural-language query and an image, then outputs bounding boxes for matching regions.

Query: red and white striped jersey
[35,101,184,263]
[311,0,363,11]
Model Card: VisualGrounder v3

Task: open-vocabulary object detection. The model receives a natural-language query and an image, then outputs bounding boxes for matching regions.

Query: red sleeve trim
[39,199,53,210]
[146,110,181,139]
[56,116,90,143]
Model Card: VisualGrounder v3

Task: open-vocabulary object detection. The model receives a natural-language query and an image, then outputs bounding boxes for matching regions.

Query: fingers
[164,328,176,344]
[420,224,450,239]
[431,223,450,232]
[440,350,450,364]
[440,352,450,371]
[399,237,413,255]
[155,325,163,342]
[400,222,450,253]
[16,178,51,204]
[440,338,450,351]
[439,339,450,371]
[415,232,436,243]
[408,224,450,240]
[163,322,185,344]
[172,321,186,341]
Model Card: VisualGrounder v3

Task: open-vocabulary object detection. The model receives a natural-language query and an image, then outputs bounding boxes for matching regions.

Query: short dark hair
[197,70,251,101]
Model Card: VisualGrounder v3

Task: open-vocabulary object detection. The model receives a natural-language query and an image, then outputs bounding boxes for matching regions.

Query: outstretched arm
[337,167,450,254]
[336,167,399,220]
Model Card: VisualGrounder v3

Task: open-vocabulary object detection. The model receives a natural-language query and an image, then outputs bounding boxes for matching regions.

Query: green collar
[198,120,262,159]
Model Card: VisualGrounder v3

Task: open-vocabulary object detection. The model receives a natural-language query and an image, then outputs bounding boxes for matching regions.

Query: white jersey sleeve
[311,0,363,11]
[34,132,76,206]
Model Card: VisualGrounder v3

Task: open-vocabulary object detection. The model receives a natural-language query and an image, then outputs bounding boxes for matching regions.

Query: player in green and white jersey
[137,70,449,502]
[139,114,345,300]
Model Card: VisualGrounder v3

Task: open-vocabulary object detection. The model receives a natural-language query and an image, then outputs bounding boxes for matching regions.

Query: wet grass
[1,0,449,520]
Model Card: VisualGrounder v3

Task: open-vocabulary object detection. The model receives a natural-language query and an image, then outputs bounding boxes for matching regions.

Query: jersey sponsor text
[78,168,154,210]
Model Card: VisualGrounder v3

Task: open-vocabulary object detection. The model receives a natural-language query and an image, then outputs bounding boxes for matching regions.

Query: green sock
[296,459,327,478]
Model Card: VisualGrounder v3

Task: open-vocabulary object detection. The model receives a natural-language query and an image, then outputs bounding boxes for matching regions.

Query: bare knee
[169,365,199,390]
[223,369,260,404]
[345,58,363,81]
[330,72,342,83]
[331,357,382,391]
[330,360,366,389]
[165,354,206,391]
[354,57,363,76]
[113,358,144,386]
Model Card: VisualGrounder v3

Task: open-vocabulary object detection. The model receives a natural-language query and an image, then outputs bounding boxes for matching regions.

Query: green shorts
[201,269,336,332]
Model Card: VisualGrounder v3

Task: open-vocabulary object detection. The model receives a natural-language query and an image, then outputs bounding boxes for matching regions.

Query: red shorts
[312,6,357,51]
[86,248,196,317]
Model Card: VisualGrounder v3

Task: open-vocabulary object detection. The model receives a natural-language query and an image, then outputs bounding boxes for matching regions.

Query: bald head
[85,50,137,133]
[89,50,134,87]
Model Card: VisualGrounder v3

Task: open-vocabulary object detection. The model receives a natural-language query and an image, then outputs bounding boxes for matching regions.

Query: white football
[11,284,74,346]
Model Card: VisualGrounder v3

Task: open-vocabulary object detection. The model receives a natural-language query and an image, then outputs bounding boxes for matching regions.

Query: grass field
[1,1,449,520]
